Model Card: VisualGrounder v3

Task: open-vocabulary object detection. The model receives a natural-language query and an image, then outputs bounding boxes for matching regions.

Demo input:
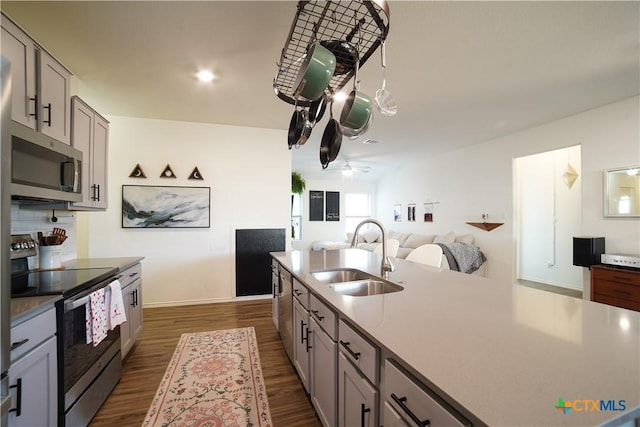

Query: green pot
[293,43,336,101]
[340,89,372,130]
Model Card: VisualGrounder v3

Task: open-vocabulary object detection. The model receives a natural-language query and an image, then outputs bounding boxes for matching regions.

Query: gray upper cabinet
[1,13,71,144]
[71,96,109,210]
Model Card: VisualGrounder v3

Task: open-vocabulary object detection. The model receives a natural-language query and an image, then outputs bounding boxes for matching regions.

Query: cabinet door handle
[96,184,101,202]
[293,289,302,297]
[306,329,312,352]
[43,103,52,126]
[361,403,371,427]
[134,289,138,307]
[391,393,431,426]
[130,290,136,307]
[340,340,361,360]
[300,320,307,344]
[9,378,22,417]
[9,339,29,351]
[29,96,37,120]
[311,310,324,321]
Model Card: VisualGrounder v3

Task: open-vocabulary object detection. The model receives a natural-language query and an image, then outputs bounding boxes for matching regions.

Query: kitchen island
[272,248,640,426]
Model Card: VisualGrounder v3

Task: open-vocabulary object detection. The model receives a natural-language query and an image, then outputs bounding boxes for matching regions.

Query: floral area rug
[143,327,272,427]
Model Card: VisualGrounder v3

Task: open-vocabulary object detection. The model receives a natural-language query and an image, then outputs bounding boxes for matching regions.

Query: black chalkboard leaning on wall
[309,191,324,221]
[326,191,340,221]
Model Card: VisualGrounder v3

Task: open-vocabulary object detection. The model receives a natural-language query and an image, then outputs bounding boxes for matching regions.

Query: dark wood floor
[89,299,321,427]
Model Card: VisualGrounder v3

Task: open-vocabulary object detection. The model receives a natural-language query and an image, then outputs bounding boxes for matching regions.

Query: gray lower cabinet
[120,263,143,358]
[338,352,378,427]
[8,307,57,426]
[337,319,380,427]
[293,297,310,393]
[309,315,337,427]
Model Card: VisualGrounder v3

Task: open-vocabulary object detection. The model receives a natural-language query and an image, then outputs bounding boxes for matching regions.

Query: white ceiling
[2,1,638,182]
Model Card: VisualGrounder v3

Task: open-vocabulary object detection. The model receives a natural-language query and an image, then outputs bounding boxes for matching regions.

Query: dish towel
[108,280,127,329]
[85,288,108,347]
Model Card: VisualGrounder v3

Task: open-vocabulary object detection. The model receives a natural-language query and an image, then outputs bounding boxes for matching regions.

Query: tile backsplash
[11,203,78,267]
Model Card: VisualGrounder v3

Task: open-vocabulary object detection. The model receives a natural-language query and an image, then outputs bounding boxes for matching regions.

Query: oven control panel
[10,234,37,259]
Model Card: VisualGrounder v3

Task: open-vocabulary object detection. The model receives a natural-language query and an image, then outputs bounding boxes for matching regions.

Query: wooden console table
[590,265,640,312]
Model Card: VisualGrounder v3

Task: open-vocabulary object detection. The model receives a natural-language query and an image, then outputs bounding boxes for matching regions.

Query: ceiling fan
[338,160,371,176]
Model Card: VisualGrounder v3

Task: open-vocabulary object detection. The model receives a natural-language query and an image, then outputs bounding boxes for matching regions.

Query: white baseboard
[143,294,272,308]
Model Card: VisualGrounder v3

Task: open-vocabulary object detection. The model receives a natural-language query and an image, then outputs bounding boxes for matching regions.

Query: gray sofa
[346,230,476,259]
[312,230,486,275]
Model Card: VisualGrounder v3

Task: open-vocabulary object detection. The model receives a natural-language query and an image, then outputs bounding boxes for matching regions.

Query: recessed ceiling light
[196,70,215,82]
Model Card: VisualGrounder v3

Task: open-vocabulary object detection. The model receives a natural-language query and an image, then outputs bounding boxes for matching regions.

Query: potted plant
[291,172,306,238]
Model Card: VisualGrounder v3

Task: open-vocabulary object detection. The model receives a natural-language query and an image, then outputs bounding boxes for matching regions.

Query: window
[345,193,371,235]
[291,193,302,240]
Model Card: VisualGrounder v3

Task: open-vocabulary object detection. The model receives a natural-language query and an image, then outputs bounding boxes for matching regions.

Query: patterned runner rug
[143,327,272,427]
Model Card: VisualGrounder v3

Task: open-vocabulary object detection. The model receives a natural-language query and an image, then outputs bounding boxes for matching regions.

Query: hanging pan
[287,107,306,149]
[319,101,343,169]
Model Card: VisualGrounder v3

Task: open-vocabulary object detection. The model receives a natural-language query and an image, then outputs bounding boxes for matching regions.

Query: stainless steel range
[10,234,122,426]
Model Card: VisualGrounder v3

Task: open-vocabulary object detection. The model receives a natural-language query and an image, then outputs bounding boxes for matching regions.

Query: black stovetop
[11,267,117,298]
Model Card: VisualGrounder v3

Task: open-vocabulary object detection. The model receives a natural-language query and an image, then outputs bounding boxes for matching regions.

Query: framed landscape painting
[122,185,210,228]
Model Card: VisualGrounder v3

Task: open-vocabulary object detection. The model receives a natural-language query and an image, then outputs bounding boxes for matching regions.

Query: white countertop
[272,249,640,426]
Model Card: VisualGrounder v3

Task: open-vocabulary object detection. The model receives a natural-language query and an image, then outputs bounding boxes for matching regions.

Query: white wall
[79,116,290,307]
[291,178,377,251]
[516,146,582,290]
[376,96,640,288]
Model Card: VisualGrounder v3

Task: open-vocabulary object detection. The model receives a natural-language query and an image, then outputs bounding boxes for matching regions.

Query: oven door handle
[64,277,118,312]
[65,295,91,312]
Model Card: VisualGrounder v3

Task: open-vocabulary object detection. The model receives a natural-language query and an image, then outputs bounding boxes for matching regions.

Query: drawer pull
[361,403,371,427]
[129,271,139,278]
[340,340,361,360]
[613,276,633,283]
[9,378,22,417]
[293,289,302,297]
[391,393,431,426]
[613,289,632,296]
[312,310,324,321]
[9,339,29,352]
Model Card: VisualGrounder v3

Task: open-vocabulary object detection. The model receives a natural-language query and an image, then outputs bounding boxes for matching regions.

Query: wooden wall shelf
[466,222,504,232]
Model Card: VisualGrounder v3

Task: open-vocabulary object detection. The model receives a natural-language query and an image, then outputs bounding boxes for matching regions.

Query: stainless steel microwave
[11,121,82,203]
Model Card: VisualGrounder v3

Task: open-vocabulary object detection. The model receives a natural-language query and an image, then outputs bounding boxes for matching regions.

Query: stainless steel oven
[58,277,122,427]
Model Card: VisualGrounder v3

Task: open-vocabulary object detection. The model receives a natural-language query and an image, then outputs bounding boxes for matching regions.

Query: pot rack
[273,0,390,107]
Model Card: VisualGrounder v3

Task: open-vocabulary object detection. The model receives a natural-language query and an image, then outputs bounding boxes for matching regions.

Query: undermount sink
[311,268,376,284]
[311,268,404,296]
[330,280,404,297]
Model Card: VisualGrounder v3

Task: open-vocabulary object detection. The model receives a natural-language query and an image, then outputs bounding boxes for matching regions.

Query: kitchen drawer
[593,294,640,312]
[119,263,142,288]
[310,294,337,340]
[383,401,410,427]
[385,359,469,427]
[592,266,640,287]
[593,280,640,303]
[339,319,379,385]
[293,278,310,309]
[10,307,56,363]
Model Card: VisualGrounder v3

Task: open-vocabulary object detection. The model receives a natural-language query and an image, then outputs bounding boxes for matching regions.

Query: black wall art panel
[326,191,340,221]
[309,191,324,221]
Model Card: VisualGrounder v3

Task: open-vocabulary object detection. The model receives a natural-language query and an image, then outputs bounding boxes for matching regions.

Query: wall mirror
[604,166,640,217]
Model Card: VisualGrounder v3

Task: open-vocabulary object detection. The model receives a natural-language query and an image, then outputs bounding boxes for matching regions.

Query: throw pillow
[455,234,475,245]
[434,231,456,244]
[404,233,436,249]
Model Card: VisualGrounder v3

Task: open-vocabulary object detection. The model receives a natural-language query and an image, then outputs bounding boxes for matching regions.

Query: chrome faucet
[351,219,394,279]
